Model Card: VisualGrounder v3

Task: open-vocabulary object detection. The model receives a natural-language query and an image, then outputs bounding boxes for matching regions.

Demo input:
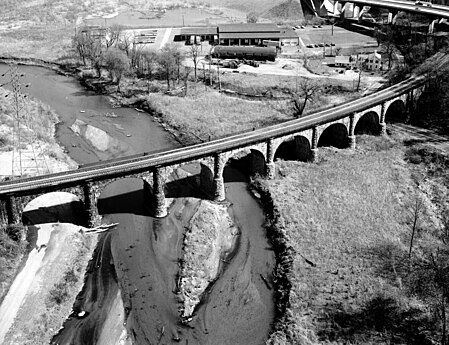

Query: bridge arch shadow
[165,164,207,199]
[355,111,381,135]
[275,135,312,162]
[318,123,349,149]
[385,100,406,123]
[22,192,85,226]
[98,178,151,217]
[224,149,266,183]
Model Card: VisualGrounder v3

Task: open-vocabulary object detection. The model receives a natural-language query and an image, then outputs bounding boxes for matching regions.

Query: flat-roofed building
[217,23,299,46]
[173,26,218,44]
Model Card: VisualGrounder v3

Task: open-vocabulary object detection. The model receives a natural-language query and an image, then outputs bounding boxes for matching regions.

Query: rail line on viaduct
[0,75,427,226]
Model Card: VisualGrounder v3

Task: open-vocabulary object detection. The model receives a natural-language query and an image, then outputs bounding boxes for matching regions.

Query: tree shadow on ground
[317,241,438,344]
[318,295,435,345]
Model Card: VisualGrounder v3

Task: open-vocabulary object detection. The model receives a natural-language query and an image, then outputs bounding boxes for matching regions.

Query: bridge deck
[0,75,426,196]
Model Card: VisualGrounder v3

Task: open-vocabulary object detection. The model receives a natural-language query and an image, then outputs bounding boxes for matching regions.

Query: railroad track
[0,76,426,195]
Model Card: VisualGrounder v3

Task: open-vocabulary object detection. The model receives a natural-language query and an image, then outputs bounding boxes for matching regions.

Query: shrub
[5,223,25,242]
[47,282,68,305]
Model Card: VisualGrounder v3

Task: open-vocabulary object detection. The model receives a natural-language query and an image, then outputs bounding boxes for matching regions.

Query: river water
[0,63,275,345]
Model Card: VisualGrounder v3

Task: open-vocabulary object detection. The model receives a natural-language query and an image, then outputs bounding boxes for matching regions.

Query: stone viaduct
[0,77,426,228]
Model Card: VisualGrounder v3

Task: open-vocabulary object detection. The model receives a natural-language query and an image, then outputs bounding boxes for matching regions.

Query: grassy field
[262,135,447,344]
[144,88,292,142]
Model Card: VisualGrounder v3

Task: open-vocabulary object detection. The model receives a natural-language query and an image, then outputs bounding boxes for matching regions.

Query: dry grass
[263,135,439,344]
[0,87,59,151]
[145,88,292,141]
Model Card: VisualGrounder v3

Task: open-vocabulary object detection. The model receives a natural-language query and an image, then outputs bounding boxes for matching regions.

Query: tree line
[72,24,204,94]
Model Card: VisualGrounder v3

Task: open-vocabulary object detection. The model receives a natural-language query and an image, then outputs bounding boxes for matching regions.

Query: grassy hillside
[264,0,304,21]
[263,136,447,344]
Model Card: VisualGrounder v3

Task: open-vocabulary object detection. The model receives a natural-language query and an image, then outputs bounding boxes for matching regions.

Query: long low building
[173,23,299,46]
[173,26,218,44]
[218,23,299,46]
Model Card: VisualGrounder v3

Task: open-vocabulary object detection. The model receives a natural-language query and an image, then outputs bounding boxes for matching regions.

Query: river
[0,63,275,345]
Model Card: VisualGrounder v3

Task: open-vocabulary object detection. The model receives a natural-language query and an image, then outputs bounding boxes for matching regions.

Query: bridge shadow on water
[98,187,151,217]
[97,173,207,217]
[165,175,205,199]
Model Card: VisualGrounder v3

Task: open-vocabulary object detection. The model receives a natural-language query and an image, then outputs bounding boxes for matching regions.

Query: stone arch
[274,135,312,162]
[22,191,85,225]
[223,148,267,183]
[354,111,381,135]
[97,177,151,217]
[385,99,406,123]
[318,123,349,149]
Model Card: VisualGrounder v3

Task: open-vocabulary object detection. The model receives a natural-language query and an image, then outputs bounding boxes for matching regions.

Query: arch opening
[355,111,381,135]
[318,123,349,149]
[223,149,266,183]
[22,192,85,226]
[98,177,151,217]
[274,135,312,162]
[165,164,205,199]
[385,100,407,123]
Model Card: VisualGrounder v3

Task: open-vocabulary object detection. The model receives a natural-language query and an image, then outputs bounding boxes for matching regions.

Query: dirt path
[390,123,449,150]
[0,226,53,344]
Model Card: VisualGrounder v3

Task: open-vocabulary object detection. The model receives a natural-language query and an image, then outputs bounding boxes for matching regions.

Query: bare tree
[117,31,134,57]
[72,30,90,65]
[78,32,105,78]
[134,49,158,80]
[375,25,397,70]
[190,44,200,83]
[292,79,320,117]
[190,44,201,93]
[181,66,192,97]
[408,195,424,258]
[104,48,129,92]
[105,24,122,49]
[246,11,259,23]
[159,44,179,91]
[173,46,185,84]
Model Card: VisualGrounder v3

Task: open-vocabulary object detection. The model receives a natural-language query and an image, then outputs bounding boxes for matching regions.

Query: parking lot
[289,24,378,51]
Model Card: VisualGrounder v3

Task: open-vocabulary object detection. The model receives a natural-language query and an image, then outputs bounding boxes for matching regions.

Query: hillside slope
[264,0,305,20]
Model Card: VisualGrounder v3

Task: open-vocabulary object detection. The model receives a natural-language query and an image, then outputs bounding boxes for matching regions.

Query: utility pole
[0,66,30,177]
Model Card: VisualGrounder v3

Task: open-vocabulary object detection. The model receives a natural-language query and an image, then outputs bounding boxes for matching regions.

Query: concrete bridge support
[429,19,438,34]
[213,153,226,202]
[387,11,398,24]
[353,5,361,19]
[152,167,167,218]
